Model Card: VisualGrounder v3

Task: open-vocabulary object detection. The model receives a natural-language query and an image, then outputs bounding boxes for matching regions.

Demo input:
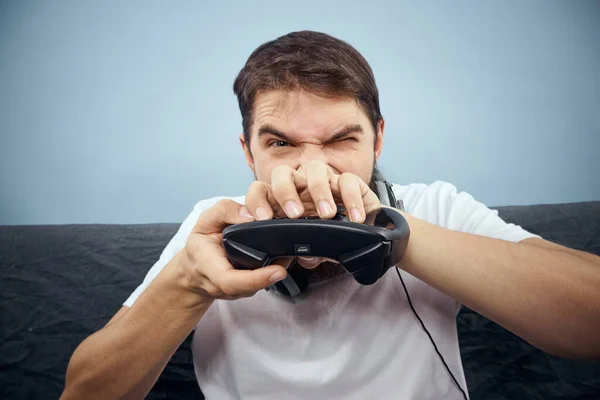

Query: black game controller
[222,181,410,296]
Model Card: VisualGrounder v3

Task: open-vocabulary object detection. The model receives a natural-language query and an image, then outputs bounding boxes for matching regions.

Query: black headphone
[271,180,404,297]
[273,180,469,400]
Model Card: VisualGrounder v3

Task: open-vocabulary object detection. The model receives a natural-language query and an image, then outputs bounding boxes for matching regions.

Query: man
[61,31,600,399]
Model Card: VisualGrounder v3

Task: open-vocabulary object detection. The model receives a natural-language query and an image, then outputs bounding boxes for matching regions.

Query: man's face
[240,89,384,187]
[239,89,385,283]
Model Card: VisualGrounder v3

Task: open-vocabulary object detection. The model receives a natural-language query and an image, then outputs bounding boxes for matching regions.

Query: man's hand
[243,160,381,268]
[62,200,280,399]
[180,199,289,301]
[245,160,381,222]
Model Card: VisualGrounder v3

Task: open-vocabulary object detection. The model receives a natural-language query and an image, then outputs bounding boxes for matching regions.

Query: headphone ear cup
[352,263,383,285]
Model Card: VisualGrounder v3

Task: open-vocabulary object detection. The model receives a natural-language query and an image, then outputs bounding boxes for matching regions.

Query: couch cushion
[458,201,600,399]
[0,223,201,399]
[495,201,600,255]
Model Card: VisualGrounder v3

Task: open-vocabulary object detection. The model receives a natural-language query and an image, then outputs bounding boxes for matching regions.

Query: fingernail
[269,270,287,283]
[350,208,362,222]
[256,207,270,221]
[284,201,301,218]
[239,206,254,220]
[318,200,333,217]
[298,256,316,261]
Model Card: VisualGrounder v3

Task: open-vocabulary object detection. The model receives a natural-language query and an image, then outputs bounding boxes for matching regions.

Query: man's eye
[330,137,358,145]
[270,141,290,147]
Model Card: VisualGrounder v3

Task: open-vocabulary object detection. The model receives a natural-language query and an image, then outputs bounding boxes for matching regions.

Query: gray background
[1,0,598,225]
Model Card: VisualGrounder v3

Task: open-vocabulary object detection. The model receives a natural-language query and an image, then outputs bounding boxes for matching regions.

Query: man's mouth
[297,256,335,269]
[292,257,347,285]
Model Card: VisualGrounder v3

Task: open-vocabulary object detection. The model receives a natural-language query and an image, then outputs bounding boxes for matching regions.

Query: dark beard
[286,258,348,286]
[305,261,347,285]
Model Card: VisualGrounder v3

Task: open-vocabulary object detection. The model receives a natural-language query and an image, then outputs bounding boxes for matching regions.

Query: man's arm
[60,199,286,400]
[521,236,600,264]
[398,212,600,360]
[61,251,214,400]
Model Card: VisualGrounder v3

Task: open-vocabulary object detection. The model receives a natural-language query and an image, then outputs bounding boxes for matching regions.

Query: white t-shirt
[124,181,539,400]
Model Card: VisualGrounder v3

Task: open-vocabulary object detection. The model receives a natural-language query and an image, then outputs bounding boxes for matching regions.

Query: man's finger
[338,173,366,223]
[359,178,382,215]
[305,160,337,219]
[193,199,255,235]
[271,165,305,218]
[245,181,278,221]
[211,263,289,297]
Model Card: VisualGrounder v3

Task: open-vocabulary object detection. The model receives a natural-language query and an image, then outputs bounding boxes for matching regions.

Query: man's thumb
[247,264,289,292]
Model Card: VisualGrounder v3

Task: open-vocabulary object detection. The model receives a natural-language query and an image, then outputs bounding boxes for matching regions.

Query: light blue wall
[1,1,598,225]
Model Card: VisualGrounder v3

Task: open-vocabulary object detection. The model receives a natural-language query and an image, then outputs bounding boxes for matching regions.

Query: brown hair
[233,30,382,145]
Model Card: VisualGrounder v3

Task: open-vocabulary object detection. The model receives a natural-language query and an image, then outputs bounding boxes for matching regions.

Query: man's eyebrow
[327,124,364,142]
[257,125,292,141]
[257,124,364,142]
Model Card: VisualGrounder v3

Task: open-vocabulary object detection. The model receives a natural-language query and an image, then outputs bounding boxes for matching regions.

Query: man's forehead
[252,89,365,137]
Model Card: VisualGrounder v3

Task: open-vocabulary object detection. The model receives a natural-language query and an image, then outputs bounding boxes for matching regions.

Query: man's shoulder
[391,180,460,205]
[391,180,473,225]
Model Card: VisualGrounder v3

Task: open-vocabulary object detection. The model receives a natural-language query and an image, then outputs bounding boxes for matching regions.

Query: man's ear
[374,118,385,160]
[240,133,255,171]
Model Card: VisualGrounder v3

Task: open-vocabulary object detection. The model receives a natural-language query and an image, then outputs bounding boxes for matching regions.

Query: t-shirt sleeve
[123,198,215,308]
[400,181,541,243]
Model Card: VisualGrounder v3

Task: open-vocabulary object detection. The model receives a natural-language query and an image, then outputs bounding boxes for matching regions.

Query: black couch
[1,201,599,400]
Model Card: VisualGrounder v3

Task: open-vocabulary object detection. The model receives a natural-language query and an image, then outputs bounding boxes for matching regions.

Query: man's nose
[296,144,328,167]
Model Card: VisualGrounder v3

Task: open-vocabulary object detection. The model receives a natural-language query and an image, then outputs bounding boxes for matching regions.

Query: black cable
[395,267,469,400]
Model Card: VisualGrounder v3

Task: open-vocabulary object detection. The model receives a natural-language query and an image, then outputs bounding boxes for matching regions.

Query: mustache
[287,257,348,285]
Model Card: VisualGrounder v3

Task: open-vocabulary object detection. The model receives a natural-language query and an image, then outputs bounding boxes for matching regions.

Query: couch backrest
[495,201,600,255]
[1,201,599,399]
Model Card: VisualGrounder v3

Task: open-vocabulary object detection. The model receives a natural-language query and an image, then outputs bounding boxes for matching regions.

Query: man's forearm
[62,250,213,400]
[398,213,600,359]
